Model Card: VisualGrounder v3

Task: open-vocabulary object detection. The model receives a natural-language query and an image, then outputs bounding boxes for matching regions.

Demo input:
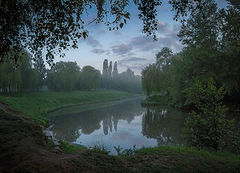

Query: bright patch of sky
[53,0,227,75]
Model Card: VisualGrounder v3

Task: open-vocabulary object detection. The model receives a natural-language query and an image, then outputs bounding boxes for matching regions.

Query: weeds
[114,145,137,156]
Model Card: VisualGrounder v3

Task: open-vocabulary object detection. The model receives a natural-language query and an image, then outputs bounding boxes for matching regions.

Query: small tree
[184,79,235,151]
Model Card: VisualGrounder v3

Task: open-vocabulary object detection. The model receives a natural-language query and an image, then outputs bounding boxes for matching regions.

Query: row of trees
[47,62,101,91]
[101,59,142,93]
[46,59,142,92]
[142,0,240,106]
[0,54,142,93]
[0,51,45,92]
[141,0,240,152]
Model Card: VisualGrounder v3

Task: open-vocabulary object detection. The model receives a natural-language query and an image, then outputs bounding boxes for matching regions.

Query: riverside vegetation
[141,0,240,156]
[1,0,240,172]
[1,89,240,172]
[0,107,240,172]
[0,90,139,126]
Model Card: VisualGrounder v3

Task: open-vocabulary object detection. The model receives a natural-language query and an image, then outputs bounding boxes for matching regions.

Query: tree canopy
[1,0,206,64]
[142,0,240,105]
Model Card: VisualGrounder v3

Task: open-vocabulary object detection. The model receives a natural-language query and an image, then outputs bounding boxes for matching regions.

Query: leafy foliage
[142,47,172,96]
[47,61,80,91]
[184,79,238,152]
[79,66,101,90]
[0,0,206,64]
[141,0,240,153]
[46,62,102,91]
[142,0,240,106]
[0,50,42,92]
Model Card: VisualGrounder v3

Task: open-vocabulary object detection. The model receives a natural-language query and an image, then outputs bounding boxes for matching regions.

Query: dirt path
[0,101,26,117]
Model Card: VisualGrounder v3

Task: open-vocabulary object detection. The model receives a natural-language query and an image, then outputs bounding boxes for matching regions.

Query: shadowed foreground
[0,109,239,173]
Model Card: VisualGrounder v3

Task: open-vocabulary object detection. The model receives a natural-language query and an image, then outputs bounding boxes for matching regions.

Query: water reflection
[48,98,187,152]
[49,98,144,142]
[142,107,186,146]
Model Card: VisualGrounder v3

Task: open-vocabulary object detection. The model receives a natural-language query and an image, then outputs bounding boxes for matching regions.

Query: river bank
[0,90,139,126]
[1,109,239,172]
[0,91,239,172]
[141,94,240,114]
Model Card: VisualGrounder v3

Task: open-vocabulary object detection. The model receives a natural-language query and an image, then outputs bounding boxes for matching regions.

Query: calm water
[48,97,188,154]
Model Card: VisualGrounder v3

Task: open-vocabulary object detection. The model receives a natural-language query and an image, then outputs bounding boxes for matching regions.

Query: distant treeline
[142,0,240,106]
[0,50,44,92]
[101,59,142,93]
[0,53,142,93]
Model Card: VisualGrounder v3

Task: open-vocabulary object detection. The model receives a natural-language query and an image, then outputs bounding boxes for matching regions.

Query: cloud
[111,44,133,56]
[118,57,153,75]
[118,62,149,75]
[130,36,158,51]
[157,21,172,34]
[112,30,122,35]
[98,29,106,34]
[85,36,101,48]
[157,36,183,52]
[109,20,183,59]
[118,57,147,63]
[128,23,183,52]
[91,48,106,54]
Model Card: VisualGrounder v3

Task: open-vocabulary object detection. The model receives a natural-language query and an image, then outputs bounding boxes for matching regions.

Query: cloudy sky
[54,0,227,75]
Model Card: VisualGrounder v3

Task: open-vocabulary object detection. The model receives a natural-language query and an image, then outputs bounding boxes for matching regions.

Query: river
[47,97,189,154]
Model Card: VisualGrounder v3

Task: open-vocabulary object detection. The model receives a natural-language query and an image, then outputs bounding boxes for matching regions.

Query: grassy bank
[0,97,240,172]
[0,90,139,126]
[141,95,171,106]
[130,146,240,172]
[1,107,239,172]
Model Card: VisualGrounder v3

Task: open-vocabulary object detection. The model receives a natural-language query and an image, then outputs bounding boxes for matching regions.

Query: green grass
[59,141,87,154]
[0,90,139,126]
[141,95,171,106]
[57,143,240,172]
[47,96,142,118]
[1,103,239,172]
[129,146,240,172]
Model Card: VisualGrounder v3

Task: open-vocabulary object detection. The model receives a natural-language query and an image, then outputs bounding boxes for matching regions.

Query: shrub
[184,79,237,152]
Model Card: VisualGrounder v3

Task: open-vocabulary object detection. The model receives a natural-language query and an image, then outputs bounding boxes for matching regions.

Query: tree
[0,0,206,64]
[108,61,113,77]
[177,0,240,99]
[218,1,240,96]
[101,59,141,93]
[102,59,112,89]
[142,47,173,96]
[0,60,22,92]
[184,79,237,151]
[102,59,109,78]
[46,61,80,91]
[33,52,46,87]
[112,62,118,78]
[79,66,101,90]
[178,0,219,50]
[0,50,40,92]
[156,47,173,70]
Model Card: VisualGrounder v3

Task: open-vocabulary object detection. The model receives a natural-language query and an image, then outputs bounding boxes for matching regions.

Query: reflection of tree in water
[142,107,186,146]
[51,111,101,142]
[51,98,144,142]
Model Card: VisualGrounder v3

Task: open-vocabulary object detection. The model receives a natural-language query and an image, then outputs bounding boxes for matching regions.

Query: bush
[184,79,238,152]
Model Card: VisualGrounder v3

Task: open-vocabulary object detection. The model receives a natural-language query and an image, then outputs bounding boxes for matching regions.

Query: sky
[53,0,228,75]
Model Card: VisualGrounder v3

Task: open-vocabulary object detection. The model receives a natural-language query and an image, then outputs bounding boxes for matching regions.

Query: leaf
[120,23,124,28]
